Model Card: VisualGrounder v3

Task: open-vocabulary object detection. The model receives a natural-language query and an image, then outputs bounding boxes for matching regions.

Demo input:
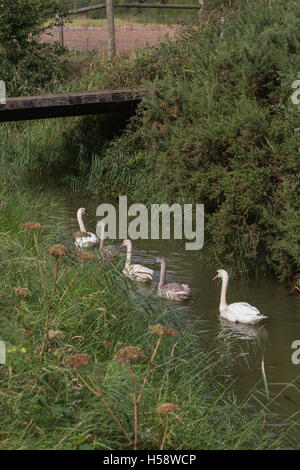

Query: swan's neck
[77,211,86,232]
[125,241,132,269]
[220,274,228,312]
[158,259,166,288]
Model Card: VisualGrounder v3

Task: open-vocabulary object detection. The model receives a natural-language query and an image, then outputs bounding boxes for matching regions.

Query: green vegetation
[0,0,299,450]
[0,190,297,450]
[0,0,69,95]
[2,0,299,285]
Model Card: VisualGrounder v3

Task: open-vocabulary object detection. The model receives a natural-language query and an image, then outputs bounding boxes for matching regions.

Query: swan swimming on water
[96,220,118,259]
[213,269,267,324]
[74,208,99,250]
[121,239,153,282]
[154,255,191,301]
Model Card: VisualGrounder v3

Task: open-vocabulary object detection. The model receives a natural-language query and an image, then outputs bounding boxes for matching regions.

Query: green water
[41,185,300,425]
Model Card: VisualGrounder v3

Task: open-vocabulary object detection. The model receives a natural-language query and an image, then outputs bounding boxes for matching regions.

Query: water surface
[41,186,300,427]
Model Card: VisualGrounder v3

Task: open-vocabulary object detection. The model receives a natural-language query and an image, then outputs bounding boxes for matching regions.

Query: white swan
[96,220,118,259]
[154,256,191,301]
[213,269,267,324]
[74,208,99,250]
[121,239,153,282]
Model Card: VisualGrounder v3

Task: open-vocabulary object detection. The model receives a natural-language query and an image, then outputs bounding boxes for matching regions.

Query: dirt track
[44,24,179,53]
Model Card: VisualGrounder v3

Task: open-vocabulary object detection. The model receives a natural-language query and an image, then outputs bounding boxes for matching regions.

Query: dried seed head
[77,251,96,262]
[13,287,31,298]
[116,346,144,365]
[162,326,178,338]
[73,231,90,240]
[48,330,65,341]
[157,403,180,415]
[23,222,43,231]
[65,353,92,369]
[149,324,178,338]
[47,244,68,259]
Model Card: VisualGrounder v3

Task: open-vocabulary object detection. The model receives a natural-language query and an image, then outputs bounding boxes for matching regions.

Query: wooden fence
[56,1,224,58]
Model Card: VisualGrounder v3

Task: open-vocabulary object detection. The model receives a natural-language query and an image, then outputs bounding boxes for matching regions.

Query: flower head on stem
[65,353,92,369]
[77,251,96,262]
[22,222,43,232]
[116,346,145,366]
[46,244,68,259]
[149,324,178,338]
[13,286,31,298]
[157,403,180,450]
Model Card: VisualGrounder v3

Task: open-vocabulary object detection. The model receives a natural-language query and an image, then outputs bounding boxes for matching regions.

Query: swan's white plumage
[214,269,267,324]
[121,239,153,282]
[74,208,99,250]
[220,302,266,324]
[123,264,153,281]
[75,232,99,250]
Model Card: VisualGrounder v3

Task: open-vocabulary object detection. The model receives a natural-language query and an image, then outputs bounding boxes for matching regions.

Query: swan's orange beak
[212,274,218,281]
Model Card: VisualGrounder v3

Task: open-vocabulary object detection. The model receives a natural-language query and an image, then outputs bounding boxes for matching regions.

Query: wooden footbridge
[0,2,222,123]
[0,87,145,123]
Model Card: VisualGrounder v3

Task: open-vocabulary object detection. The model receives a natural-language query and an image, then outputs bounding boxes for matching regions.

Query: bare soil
[43,24,180,53]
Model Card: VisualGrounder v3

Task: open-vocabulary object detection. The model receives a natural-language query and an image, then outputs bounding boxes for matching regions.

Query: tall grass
[0,189,298,449]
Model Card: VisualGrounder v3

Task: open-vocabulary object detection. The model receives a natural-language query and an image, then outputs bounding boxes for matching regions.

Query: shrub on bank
[89,0,300,283]
[0,0,68,95]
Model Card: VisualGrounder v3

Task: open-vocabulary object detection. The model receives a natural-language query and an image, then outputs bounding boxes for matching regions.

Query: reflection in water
[218,318,269,342]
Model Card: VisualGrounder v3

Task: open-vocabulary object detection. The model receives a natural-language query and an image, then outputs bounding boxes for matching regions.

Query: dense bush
[0,0,69,95]
[89,0,300,282]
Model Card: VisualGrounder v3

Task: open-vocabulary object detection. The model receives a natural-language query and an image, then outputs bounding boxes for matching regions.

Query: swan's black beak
[212,273,218,281]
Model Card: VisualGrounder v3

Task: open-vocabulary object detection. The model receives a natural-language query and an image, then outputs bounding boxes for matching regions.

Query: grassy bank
[0,189,298,450]
[1,0,300,452]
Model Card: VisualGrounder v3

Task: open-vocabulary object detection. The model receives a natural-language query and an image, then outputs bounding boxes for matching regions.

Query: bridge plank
[0,88,145,122]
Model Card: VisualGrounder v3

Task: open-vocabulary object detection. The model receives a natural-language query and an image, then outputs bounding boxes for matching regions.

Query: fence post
[106,0,116,58]
[198,0,204,19]
[56,10,64,46]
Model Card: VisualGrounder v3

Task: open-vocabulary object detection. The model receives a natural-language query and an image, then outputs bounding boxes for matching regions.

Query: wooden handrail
[68,2,203,16]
